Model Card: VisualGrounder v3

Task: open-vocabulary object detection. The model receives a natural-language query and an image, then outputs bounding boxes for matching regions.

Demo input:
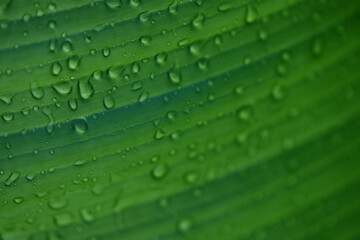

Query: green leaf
[1,0,360,239]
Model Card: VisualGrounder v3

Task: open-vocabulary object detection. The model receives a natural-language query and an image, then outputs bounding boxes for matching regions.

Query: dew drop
[13,197,24,204]
[177,218,192,234]
[73,118,88,134]
[246,4,258,24]
[78,80,94,100]
[68,55,80,70]
[4,171,21,186]
[30,86,45,100]
[192,12,205,29]
[168,69,181,84]
[103,95,115,109]
[2,112,14,122]
[68,99,78,111]
[51,62,62,76]
[52,81,72,95]
[151,164,168,179]
[103,48,111,57]
[105,0,121,9]
[138,92,149,103]
[61,41,73,53]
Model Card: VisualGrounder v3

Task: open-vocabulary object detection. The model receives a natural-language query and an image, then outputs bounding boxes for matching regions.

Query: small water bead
[2,112,14,122]
[23,14,31,22]
[52,81,72,95]
[68,99,78,111]
[154,129,165,140]
[73,118,88,134]
[130,0,141,7]
[103,95,115,109]
[139,11,151,22]
[138,92,149,103]
[105,0,121,9]
[132,62,140,74]
[0,94,14,105]
[62,41,73,53]
[49,39,56,52]
[48,2,57,11]
[197,58,208,70]
[4,171,21,186]
[177,218,192,234]
[271,84,286,101]
[30,86,45,100]
[78,80,94,100]
[217,2,232,12]
[312,38,323,56]
[178,38,189,47]
[258,29,268,41]
[68,55,80,70]
[192,12,205,29]
[168,70,181,84]
[140,36,151,45]
[156,52,167,64]
[238,105,253,121]
[131,81,143,90]
[103,48,111,57]
[54,213,73,226]
[276,63,287,76]
[51,62,62,76]
[151,164,168,179]
[13,197,24,204]
[184,172,199,184]
[246,4,258,24]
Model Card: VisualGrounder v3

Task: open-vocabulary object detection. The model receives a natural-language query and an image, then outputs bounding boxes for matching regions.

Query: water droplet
[195,0,203,6]
[151,164,168,179]
[78,79,94,100]
[73,118,88,134]
[276,63,287,76]
[139,11,151,22]
[271,84,285,101]
[312,38,323,56]
[61,41,72,53]
[51,62,62,76]
[68,55,80,70]
[234,85,244,95]
[49,39,56,52]
[103,95,115,109]
[236,133,248,145]
[245,4,258,24]
[282,52,291,62]
[140,36,151,45]
[2,112,14,122]
[154,129,165,139]
[13,197,24,204]
[26,173,37,181]
[0,94,14,105]
[105,0,121,9]
[177,218,192,233]
[217,2,231,12]
[238,105,253,121]
[138,92,149,103]
[197,58,208,70]
[184,172,198,184]
[168,1,178,14]
[68,99,78,111]
[103,48,111,57]
[52,81,72,95]
[168,69,181,84]
[156,52,167,64]
[132,62,140,74]
[4,171,21,186]
[131,81,143,91]
[192,12,205,29]
[80,208,94,223]
[48,20,56,29]
[48,198,68,210]
[178,38,189,47]
[130,0,141,7]
[54,213,73,226]
[30,86,45,100]
[258,29,268,41]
